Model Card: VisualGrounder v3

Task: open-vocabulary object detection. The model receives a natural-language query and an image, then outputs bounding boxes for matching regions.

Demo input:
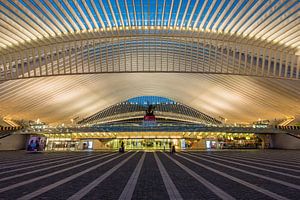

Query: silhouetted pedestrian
[172,145,176,154]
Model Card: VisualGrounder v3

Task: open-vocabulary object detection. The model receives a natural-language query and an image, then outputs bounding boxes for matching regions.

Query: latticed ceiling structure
[78,96,222,125]
[0,0,299,124]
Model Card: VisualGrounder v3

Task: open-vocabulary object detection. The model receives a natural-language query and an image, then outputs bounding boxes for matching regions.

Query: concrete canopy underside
[0,73,299,124]
[0,0,299,125]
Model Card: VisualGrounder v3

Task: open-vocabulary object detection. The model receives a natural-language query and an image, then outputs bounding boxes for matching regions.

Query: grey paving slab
[191,153,300,184]
[0,154,90,179]
[216,153,300,166]
[33,152,133,200]
[119,152,146,200]
[0,154,72,168]
[203,153,300,175]
[0,153,108,188]
[82,152,142,200]
[179,153,300,200]
[131,152,169,200]
[0,153,116,199]
[157,152,220,200]
[213,151,300,163]
[172,153,275,200]
[0,150,299,200]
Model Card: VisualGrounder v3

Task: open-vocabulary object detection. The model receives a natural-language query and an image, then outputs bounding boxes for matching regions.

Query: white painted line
[118,152,145,200]
[164,153,235,200]
[222,152,300,163]
[17,152,131,200]
[218,153,300,168]
[191,153,300,179]
[0,153,117,194]
[225,152,300,164]
[205,153,300,172]
[0,154,76,169]
[178,153,296,199]
[0,154,70,165]
[154,152,183,200]
[184,153,300,190]
[0,153,107,182]
[0,154,90,176]
[67,152,137,200]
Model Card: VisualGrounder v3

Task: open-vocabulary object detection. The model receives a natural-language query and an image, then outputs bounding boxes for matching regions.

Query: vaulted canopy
[0,0,299,125]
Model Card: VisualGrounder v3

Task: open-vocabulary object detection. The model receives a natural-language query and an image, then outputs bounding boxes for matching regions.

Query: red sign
[144,115,156,121]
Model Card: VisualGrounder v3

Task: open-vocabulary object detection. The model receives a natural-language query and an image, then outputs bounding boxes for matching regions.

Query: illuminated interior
[43,132,259,151]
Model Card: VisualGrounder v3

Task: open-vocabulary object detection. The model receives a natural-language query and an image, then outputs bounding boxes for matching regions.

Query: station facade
[36,96,263,151]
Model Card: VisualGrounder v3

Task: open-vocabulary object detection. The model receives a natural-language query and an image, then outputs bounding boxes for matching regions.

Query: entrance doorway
[106,138,180,150]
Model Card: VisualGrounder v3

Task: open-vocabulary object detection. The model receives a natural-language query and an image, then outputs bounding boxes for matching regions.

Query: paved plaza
[0,150,299,200]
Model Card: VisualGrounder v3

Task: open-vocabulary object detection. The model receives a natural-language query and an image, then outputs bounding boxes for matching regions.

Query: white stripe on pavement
[0,154,70,165]
[0,153,107,182]
[224,152,300,163]
[0,154,90,176]
[205,153,300,173]
[0,154,76,169]
[118,152,146,200]
[218,153,300,168]
[164,153,235,200]
[0,153,116,194]
[191,153,300,179]
[178,153,295,200]
[66,152,137,200]
[18,152,132,200]
[184,153,300,190]
[154,152,183,200]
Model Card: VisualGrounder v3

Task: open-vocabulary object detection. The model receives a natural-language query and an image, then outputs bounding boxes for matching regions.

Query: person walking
[120,141,125,153]
[172,145,176,154]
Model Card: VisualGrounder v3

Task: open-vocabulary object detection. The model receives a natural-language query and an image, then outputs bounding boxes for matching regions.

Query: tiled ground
[0,150,299,200]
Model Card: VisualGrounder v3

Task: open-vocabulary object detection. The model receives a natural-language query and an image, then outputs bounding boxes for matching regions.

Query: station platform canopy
[0,0,299,125]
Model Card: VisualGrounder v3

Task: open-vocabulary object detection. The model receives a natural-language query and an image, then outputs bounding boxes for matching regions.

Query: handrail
[274,125,300,130]
[285,132,300,140]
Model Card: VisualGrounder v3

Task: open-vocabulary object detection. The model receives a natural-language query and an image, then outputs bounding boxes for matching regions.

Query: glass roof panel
[78,0,95,29]
[189,0,204,27]
[68,0,88,29]
[50,0,75,31]
[85,0,102,28]
[60,0,82,30]
[127,96,176,105]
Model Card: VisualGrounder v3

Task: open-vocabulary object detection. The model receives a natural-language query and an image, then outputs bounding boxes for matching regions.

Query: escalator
[0,126,23,139]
